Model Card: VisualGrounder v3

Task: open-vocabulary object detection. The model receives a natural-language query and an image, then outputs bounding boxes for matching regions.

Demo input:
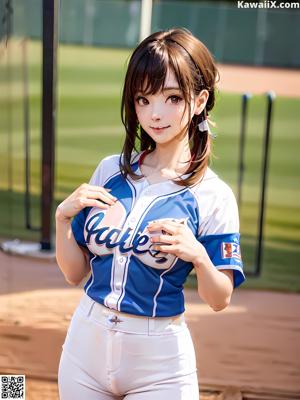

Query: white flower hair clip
[198,119,209,132]
[198,118,217,139]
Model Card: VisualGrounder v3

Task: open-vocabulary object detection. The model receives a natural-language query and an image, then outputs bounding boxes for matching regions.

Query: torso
[71,152,244,317]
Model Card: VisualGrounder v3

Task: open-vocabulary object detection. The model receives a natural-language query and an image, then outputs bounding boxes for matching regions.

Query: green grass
[1,40,299,292]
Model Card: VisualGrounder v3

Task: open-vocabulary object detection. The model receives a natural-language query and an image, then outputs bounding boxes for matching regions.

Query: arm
[55,209,91,286]
[191,186,243,310]
[147,220,236,312]
[55,183,117,286]
[193,250,234,311]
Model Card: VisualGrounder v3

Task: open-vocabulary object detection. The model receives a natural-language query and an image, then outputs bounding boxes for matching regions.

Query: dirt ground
[0,250,299,400]
[217,64,300,98]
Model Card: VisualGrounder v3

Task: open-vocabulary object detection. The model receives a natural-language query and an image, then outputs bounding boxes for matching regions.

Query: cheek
[176,105,189,124]
[135,107,146,123]
[134,105,139,118]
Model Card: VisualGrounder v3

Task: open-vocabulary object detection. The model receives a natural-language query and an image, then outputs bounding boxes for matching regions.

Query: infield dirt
[0,249,299,399]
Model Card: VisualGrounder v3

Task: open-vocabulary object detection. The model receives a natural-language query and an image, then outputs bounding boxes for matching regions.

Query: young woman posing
[56,28,246,400]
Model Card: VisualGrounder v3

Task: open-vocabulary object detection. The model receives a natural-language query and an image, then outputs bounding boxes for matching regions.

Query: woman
[56,27,246,400]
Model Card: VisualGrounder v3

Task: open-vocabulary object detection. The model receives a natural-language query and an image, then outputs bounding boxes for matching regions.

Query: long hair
[120,27,218,186]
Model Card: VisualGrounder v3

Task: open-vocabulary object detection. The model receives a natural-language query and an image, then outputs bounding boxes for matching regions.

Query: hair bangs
[167,44,192,99]
[131,44,170,97]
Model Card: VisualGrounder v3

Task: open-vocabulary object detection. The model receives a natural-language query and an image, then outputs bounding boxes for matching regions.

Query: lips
[150,125,170,132]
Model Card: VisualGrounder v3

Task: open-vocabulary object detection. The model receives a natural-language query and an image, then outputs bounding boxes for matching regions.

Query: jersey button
[119,256,125,263]
[130,217,136,223]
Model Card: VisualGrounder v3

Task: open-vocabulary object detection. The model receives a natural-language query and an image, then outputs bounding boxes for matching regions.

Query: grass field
[1,40,300,292]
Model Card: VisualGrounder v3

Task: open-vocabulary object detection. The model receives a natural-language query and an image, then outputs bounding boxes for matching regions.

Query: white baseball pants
[58,293,199,399]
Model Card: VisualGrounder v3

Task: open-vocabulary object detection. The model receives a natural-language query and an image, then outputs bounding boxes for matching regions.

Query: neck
[149,134,191,175]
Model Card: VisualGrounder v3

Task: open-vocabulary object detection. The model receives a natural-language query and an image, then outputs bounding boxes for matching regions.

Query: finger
[150,234,177,245]
[87,191,116,205]
[80,199,110,209]
[87,185,117,200]
[148,219,184,227]
[147,222,178,235]
[99,188,117,202]
[151,244,177,254]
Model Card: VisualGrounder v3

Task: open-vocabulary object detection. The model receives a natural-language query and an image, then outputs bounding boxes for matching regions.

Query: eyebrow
[162,86,181,91]
[135,86,182,96]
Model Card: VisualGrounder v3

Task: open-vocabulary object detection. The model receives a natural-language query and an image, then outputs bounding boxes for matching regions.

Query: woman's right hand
[55,183,117,222]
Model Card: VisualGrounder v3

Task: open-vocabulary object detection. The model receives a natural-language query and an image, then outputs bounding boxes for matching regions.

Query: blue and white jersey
[72,152,246,317]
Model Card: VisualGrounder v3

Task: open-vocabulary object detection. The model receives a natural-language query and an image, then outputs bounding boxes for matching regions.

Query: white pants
[58,293,199,399]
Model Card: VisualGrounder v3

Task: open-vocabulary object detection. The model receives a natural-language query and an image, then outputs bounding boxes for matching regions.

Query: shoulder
[189,167,238,220]
[192,167,236,202]
[100,151,141,167]
[90,151,142,184]
[89,154,120,186]
[94,153,120,174]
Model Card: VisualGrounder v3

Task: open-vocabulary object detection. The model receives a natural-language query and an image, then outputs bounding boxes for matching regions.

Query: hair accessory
[198,119,209,132]
[198,119,217,139]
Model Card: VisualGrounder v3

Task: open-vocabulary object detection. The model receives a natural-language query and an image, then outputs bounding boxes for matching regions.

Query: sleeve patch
[221,242,241,261]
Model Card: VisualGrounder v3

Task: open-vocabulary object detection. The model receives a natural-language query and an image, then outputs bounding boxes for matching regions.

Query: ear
[193,89,209,115]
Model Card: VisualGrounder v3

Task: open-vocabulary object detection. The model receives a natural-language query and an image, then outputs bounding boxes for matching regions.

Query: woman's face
[134,69,199,145]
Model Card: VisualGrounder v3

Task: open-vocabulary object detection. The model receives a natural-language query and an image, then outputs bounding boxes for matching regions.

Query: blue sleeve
[71,208,89,249]
[197,187,246,289]
[198,232,245,289]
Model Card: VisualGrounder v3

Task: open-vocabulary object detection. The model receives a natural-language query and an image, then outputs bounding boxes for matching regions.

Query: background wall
[9,0,300,68]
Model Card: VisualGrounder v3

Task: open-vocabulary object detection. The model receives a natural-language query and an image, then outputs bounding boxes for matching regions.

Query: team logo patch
[221,242,241,260]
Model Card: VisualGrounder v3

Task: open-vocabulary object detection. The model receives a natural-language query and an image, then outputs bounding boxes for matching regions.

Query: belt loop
[148,318,154,335]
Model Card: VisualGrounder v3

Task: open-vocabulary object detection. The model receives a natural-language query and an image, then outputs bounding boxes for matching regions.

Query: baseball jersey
[72,152,246,317]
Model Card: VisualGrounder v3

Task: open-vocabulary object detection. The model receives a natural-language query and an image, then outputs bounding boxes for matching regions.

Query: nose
[151,103,162,121]
[151,112,161,121]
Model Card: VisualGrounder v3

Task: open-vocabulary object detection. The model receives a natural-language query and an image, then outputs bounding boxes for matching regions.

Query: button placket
[104,188,163,309]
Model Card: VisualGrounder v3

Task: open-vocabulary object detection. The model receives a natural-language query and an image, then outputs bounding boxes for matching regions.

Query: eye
[168,95,183,104]
[136,96,149,106]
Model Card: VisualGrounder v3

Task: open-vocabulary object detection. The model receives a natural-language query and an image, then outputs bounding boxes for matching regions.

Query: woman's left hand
[147,220,205,264]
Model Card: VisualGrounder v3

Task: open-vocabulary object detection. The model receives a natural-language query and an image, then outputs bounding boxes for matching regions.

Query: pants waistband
[78,293,186,335]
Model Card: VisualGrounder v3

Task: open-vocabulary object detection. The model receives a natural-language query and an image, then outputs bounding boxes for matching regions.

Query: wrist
[192,244,209,269]
[193,255,205,269]
[55,206,72,224]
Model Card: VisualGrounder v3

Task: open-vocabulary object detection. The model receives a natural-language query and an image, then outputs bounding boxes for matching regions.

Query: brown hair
[120,27,218,186]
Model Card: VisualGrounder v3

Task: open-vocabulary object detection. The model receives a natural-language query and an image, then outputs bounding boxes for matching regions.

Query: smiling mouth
[150,125,170,131]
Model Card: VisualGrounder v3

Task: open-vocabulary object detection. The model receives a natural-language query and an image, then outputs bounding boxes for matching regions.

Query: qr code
[0,375,25,399]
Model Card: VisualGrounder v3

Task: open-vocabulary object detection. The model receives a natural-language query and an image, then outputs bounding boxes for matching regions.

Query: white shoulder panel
[192,168,240,236]
[89,154,121,186]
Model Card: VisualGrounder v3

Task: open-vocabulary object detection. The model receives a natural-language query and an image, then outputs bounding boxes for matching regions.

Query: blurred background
[1,1,300,399]
[1,0,299,292]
